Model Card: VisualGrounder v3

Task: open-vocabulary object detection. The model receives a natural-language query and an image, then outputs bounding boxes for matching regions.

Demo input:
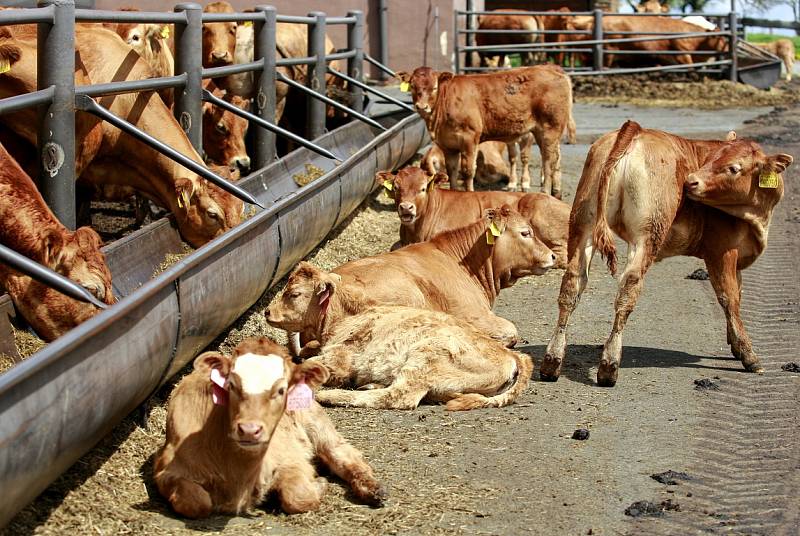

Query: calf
[0,142,113,341]
[202,81,251,174]
[398,65,574,197]
[379,167,570,267]
[753,39,795,81]
[202,1,236,68]
[307,306,533,410]
[476,9,539,67]
[267,205,556,349]
[542,121,792,386]
[154,336,385,518]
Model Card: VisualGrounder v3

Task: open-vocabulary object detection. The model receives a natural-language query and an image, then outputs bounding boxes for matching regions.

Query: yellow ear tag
[383,179,395,199]
[427,178,437,192]
[400,81,410,93]
[0,59,10,75]
[486,230,495,245]
[489,221,503,237]
[244,20,253,27]
[160,26,170,39]
[759,171,779,189]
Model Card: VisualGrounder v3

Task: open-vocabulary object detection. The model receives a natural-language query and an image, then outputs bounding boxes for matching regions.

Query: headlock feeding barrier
[0,1,427,526]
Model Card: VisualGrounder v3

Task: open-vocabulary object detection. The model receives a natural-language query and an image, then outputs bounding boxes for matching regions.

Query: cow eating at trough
[542,121,792,386]
[379,166,570,267]
[397,65,575,197]
[154,336,386,519]
[267,205,556,351]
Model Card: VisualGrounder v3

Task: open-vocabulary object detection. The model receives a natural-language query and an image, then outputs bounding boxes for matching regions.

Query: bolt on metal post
[347,10,364,114]
[254,5,277,167]
[174,3,203,151]
[306,11,327,141]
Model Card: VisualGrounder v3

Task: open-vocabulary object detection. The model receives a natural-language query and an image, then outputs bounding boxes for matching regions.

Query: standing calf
[542,121,792,386]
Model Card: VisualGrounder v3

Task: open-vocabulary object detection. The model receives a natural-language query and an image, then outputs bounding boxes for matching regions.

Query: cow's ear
[315,271,341,297]
[432,171,449,186]
[291,360,330,389]
[375,170,394,187]
[291,261,322,283]
[725,131,737,142]
[42,229,67,269]
[438,72,454,85]
[175,178,196,209]
[768,153,793,174]
[194,351,231,377]
[395,71,410,83]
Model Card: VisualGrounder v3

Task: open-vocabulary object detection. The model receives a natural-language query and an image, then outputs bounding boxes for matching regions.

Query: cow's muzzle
[685,173,705,197]
[231,156,251,174]
[398,202,416,224]
[210,50,231,64]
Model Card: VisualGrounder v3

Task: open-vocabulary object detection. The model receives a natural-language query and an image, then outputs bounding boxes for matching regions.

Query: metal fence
[454,8,742,80]
[0,1,381,236]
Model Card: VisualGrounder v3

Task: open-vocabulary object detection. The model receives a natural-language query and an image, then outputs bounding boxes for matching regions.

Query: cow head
[396,67,453,119]
[42,226,115,306]
[194,337,329,450]
[202,94,251,174]
[635,0,669,13]
[173,177,243,248]
[202,1,237,67]
[376,167,448,225]
[685,137,792,211]
[266,262,341,333]
[484,205,556,282]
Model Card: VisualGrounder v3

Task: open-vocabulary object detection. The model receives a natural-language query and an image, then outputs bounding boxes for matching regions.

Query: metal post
[347,10,364,114]
[592,9,604,72]
[728,11,738,82]
[378,0,388,81]
[465,0,475,69]
[174,3,203,151]
[306,11,327,141]
[453,9,460,74]
[254,5,277,167]
[37,0,76,229]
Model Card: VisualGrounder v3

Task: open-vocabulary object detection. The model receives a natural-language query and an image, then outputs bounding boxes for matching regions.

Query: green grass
[746,33,800,59]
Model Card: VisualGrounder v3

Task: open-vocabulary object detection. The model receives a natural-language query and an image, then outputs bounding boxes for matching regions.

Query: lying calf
[268,205,556,350]
[154,337,386,518]
[380,167,570,267]
[309,305,533,410]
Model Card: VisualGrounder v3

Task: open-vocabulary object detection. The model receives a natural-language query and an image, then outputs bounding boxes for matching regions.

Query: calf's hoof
[539,355,562,381]
[743,361,764,374]
[552,190,562,200]
[596,361,618,387]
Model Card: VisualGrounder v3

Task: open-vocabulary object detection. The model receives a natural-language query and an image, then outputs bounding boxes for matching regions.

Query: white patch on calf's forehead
[232,353,286,394]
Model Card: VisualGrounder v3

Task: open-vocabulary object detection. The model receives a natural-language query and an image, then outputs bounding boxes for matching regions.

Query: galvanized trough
[0,112,427,527]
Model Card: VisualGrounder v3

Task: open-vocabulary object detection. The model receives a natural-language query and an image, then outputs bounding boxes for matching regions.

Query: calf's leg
[706,250,763,373]
[316,372,429,410]
[466,311,519,347]
[534,126,563,199]
[507,141,520,192]
[274,463,326,514]
[460,143,478,192]
[519,134,534,191]
[157,474,213,519]
[444,150,460,190]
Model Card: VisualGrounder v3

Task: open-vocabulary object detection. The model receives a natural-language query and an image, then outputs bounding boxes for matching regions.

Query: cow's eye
[229,26,236,35]
[521,230,532,238]
[216,122,228,134]
[288,291,301,299]
[277,387,285,396]
[728,164,741,174]
[131,34,140,42]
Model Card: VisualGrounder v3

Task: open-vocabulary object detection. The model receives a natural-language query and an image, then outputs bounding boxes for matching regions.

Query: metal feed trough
[0,1,427,526]
[454,7,782,87]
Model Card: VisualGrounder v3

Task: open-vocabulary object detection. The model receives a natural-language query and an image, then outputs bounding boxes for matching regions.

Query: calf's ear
[194,351,231,377]
[394,71,410,83]
[42,229,67,270]
[375,170,394,187]
[175,178,196,209]
[438,72,454,85]
[768,153,793,174]
[432,171,449,186]
[725,131,737,142]
[291,360,330,389]
[315,272,342,297]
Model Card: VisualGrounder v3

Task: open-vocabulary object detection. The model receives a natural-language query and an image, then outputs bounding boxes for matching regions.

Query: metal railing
[454,8,741,80]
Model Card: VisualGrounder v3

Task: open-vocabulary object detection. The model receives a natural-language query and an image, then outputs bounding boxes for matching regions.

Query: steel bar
[327,16,357,24]
[465,0,475,69]
[461,28,589,35]
[346,10,364,114]
[306,11,327,140]
[378,0,388,81]
[454,7,460,74]
[201,13,264,23]
[276,55,316,67]
[327,67,414,113]
[75,8,185,23]
[76,95,263,208]
[0,87,54,116]
[0,244,108,310]
[741,16,800,30]
[570,59,731,76]
[76,75,188,98]
[38,0,76,230]
[461,31,730,51]
[456,9,594,16]
[326,50,357,61]
[174,3,203,151]
[275,14,315,24]
[728,12,738,82]
[202,60,264,79]
[364,53,397,78]
[0,5,53,24]
[253,4,277,167]
[277,71,386,131]
[201,88,344,159]
[593,9,603,72]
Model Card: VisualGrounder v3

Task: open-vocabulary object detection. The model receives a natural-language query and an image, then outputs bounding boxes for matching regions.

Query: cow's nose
[212,51,230,61]
[238,422,263,440]
[551,253,557,263]
[234,156,251,174]
[686,174,699,189]
[398,202,414,213]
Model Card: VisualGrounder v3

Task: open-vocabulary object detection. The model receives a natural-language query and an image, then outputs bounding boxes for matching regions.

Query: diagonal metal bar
[0,244,108,310]
[364,53,397,78]
[74,94,264,208]
[200,89,342,162]
[275,71,387,132]
[327,67,415,113]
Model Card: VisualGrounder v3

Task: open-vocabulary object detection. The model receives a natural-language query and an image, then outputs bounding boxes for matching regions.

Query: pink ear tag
[286,380,313,411]
[210,367,229,406]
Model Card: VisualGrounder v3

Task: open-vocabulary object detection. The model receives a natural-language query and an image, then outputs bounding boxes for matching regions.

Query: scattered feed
[293,164,326,187]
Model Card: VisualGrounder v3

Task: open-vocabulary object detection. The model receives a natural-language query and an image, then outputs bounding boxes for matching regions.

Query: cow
[154,336,386,518]
[0,141,114,342]
[635,0,669,13]
[303,305,533,410]
[202,1,237,68]
[0,25,243,247]
[476,9,539,68]
[534,7,575,67]
[267,205,556,353]
[202,81,250,174]
[541,120,792,387]
[378,167,570,267]
[753,39,795,81]
[397,65,574,197]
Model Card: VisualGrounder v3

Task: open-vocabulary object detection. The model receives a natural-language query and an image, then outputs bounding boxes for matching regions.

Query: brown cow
[476,9,539,68]
[0,142,114,341]
[378,167,569,267]
[267,205,556,350]
[635,0,669,13]
[154,336,386,518]
[422,138,536,189]
[397,65,574,197]
[202,1,237,67]
[753,39,795,81]
[202,80,250,174]
[0,25,242,247]
[542,121,792,386]
[534,7,575,67]
[304,306,534,410]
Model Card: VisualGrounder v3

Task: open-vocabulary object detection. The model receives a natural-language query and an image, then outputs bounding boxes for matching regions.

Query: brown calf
[542,121,792,386]
[476,9,539,67]
[202,80,251,174]
[753,39,795,81]
[154,337,385,518]
[202,1,236,68]
[397,65,574,197]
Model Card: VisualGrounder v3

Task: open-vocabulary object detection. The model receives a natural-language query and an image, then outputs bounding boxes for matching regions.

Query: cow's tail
[565,75,577,144]
[593,120,641,277]
[445,351,533,411]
